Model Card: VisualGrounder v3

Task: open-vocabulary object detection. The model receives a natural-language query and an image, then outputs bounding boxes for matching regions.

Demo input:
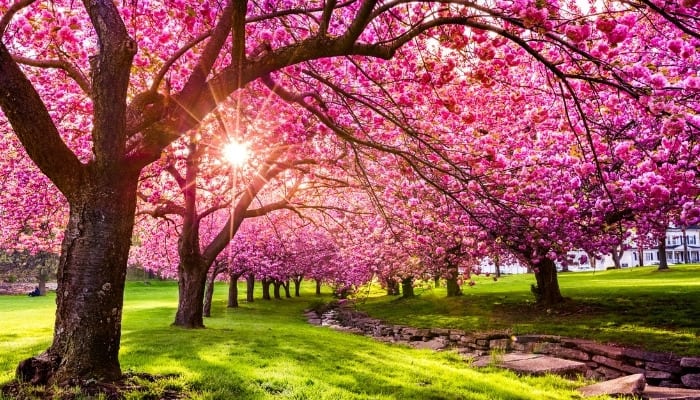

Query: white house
[571,225,700,269]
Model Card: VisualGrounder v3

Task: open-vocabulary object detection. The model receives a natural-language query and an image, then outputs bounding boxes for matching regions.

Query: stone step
[472,353,587,377]
[577,374,700,399]
[642,386,700,400]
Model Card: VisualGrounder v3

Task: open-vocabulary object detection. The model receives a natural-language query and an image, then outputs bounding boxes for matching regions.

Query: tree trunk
[315,278,321,295]
[262,278,272,300]
[532,258,564,305]
[17,176,139,385]
[611,246,622,269]
[174,258,208,328]
[37,269,48,296]
[246,274,255,302]
[658,237,669,271]
[283,280,291,298]
[445,265,462,297]
[638,246,644,267]
[293,276,302,297]
[434,275,440,287]
[228,274,240,308]
[386,279,400,296]
[401,277,415,298]
[494,255,501,278]
[203,267,224,317]
[273,281,282,299]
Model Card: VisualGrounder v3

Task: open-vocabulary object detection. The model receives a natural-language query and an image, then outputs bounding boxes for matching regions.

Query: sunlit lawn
[357,265,700,356]
[0,281,590,399]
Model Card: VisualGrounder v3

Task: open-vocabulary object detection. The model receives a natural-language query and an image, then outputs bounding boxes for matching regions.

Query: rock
[578,373,646,397]
[494,353,587,377]
[592,355,645,374]
[624,348,680,364]
[648,362,685,375]
[576,342,625,359]
[308,318,322,325]
[682,374,700,389]
[645,370,674,380]
[682,358,700,369]
[596,366,624,380]
[412,338,449,351]
[642,385,700,399]
[549,346,590,361]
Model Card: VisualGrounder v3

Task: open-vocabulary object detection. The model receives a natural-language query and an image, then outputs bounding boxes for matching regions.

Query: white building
[571,225,700,270]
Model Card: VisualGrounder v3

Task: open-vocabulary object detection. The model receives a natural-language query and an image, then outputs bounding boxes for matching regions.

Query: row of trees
[0,0,698,387]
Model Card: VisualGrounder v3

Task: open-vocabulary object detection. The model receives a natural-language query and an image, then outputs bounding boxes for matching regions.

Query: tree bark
[262,278,272,300]
[203,266,225,317]
[445,265,462,297]
[174,258,208,328]
[386,279,400,296]
[532,258,564,305]
[494,255,501,278]
[283,280,291,298]
[17,174,139,385]
[246,274,255,302]
[401,277,415,298]
[658,237,669,271]
[273,280,282,299]
[611,245,623,269]
[315,278,322,295]
[293,276,302,297]
[228,273,241,308]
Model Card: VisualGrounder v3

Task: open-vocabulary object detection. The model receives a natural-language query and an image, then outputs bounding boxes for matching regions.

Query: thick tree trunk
[203,267,224,318]
[434,275,440,287]
[658,238,669,271]
[532,258,564,305]
[494,255,502,278]
[246,274,255,302]
[293,276,302,297]
[401,277,415,298]
[682,227,688,264]
[283,280,291,298]
[315,278,321,296]
[17,176,138,385]
[228,274,240,308]
[174,258,208,328]
[273,281,282,299]
[262,278,272,300]
[445,266,462,297]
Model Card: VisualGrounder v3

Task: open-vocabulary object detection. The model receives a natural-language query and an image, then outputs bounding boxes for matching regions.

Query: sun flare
[222,141,250,167]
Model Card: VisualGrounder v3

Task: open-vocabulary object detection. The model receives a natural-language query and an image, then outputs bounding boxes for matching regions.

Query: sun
[222,140,250,167]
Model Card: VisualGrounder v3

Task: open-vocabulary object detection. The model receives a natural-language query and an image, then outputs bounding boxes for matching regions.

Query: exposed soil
[0,372,186,400]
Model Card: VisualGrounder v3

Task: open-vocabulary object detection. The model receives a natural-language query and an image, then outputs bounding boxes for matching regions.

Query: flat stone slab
[473,353,587,376]
[579,374,646,397]
[643,386,700,399]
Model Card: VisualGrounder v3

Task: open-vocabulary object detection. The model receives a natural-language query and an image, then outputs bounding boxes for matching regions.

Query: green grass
[356,265,700,356]
[0,280,591,399]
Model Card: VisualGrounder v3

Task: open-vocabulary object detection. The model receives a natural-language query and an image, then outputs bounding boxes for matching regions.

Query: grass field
[1,281,590,399]
[356,265,700,356]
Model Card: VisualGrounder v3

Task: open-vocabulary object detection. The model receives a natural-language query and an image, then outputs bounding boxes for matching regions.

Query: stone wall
[305,303,700,389]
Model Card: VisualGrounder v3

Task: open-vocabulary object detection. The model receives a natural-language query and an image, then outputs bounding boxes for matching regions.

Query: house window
[688,236,697,245]
[645,253,654,261]
[633,252,637,261]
